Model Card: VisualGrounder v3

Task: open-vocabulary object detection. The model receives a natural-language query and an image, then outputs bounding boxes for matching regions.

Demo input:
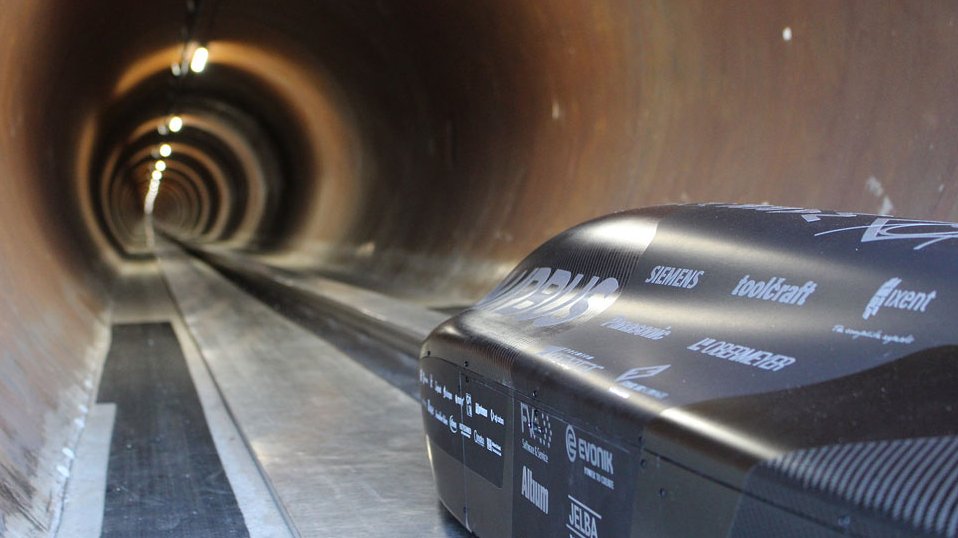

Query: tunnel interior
[2,0,958,534]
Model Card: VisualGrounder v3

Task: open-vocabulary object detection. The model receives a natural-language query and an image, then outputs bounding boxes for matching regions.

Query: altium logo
[475,267,621,328]
[863,278,937,320]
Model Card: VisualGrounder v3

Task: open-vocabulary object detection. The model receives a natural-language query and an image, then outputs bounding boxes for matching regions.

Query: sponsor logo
[520,403,552,463]
[731,275,817,306]
[567,496,601,538]
[565,425,578,462]
[475,267,621,327]
[816,217,958,251]
[612,365,671,400]
[538,346,604,373]
[601,317,671,340]
[713,204,958,250]
[616,365,670,381]
[688,337,795,371]
[644,265,704,289]
[565,425,614,475]
[521,466,549,514]
[520,403,553,448]
[862,277,936,320]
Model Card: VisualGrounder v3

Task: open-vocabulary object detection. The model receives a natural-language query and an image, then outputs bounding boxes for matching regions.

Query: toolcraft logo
[863,278,937,320]
[475,267,621,328]
[730,275,817,306]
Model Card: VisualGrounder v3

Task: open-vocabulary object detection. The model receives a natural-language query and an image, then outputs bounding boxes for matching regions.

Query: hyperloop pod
[421,203,958,537]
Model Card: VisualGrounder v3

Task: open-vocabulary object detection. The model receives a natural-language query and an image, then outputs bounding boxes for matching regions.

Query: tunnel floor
[56,248,467,537]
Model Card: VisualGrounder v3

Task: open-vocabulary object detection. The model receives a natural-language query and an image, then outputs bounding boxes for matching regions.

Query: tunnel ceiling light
[154,160,167,172]
[159,143,172,157]
[168,115,183,133]
[151,170,163,181]
[190,46,209,73]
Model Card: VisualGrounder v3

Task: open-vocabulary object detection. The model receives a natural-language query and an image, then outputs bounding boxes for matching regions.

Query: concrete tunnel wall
[2,0,958,533]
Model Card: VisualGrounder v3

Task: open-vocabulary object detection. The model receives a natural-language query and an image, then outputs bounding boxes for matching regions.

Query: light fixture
[159,143,172,157]
[151,170,163,181]
[168,115,183,133]
[154,160,166,172]
[190,46,209,73]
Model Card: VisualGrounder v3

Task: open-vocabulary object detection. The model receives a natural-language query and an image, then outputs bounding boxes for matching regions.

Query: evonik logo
[564,425,614,474]
[476,267,621,328]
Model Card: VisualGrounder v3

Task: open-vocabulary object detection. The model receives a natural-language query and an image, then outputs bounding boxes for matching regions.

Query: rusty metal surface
[172,0,958,302]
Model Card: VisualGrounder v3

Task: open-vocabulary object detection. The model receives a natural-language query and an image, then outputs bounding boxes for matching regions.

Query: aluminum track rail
[156,241,468,537]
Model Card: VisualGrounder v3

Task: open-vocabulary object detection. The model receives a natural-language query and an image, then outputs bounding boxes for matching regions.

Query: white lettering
[863,277,937,320]
[521,466,549,514]
[565,425,615,489]
[644,265,704,289]
[601,317,672,340]
[731,275,817,305]
[832,324,916,346]
[688,337,796,371]
[476,267,621,327]
[567,496,601,538]
[539,346,605,373]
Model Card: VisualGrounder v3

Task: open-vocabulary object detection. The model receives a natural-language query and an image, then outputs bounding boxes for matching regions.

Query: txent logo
[863,278,937,320]
[475,267,621,328]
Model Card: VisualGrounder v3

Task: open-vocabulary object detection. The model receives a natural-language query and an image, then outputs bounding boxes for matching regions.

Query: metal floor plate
[157,245,469,537]
[97,322,249,537]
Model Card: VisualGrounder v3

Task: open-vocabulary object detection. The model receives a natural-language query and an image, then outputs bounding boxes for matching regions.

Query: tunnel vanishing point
[2,1,958,536]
